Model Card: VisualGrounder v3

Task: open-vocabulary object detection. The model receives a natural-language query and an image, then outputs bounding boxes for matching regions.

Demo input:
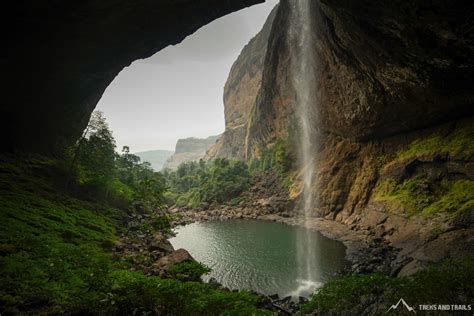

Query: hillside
[135,149,173,171]
[164,135,220,170]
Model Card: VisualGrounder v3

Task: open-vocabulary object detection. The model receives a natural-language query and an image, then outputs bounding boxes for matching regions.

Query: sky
[96,0,278,153]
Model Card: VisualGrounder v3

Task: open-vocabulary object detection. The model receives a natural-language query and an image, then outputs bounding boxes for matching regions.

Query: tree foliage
[0,114,270,315]
[162,158,252,208]
[73,111,117,186]
[66,111,167,212]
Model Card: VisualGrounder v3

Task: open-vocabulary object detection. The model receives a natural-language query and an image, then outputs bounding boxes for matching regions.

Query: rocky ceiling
[2,0,262,153]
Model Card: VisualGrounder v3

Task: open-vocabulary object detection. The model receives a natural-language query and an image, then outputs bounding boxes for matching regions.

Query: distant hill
[163,135,220,170]
[135,149,174,171]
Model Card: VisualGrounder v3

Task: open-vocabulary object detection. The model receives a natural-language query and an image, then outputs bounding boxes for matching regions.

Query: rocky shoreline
[169,205,400,276]
[109,203,472,314]
[165,205,403,314]
[110,209,310,314]
[169,199,474,278]
[165,168,402,277]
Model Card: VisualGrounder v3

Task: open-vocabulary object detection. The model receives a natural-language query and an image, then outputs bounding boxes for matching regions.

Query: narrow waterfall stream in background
[290,0,321,298]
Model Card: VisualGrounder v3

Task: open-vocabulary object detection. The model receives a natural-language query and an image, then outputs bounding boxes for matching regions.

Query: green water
[169,220,348,298]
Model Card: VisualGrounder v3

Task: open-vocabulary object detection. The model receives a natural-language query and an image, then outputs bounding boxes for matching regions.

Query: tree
[74,111,117,186]
[134,173,168,213]
[161,158,251,208]
[274,138,293,174]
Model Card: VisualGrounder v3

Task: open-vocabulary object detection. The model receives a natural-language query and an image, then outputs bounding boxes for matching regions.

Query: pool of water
[169,220,348,298]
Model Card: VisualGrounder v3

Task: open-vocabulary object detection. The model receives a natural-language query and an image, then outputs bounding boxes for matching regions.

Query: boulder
[148,237,174,254]
[153,248,195,272]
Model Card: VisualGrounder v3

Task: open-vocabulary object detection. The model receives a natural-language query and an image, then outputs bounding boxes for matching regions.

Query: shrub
[299,256,474,315]
[166,261,211,281]
[97,270,270,315]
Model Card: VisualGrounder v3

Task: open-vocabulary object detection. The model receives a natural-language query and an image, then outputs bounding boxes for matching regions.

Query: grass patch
[373,176,474,217]
[299,256,474,314]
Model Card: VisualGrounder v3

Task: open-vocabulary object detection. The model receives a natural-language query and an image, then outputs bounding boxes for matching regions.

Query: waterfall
[289,0,321,298]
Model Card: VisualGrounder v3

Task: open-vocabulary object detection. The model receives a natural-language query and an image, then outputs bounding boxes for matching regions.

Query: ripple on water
[169,220,348,298]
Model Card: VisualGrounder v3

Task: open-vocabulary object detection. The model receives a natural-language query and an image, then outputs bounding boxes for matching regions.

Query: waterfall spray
[289,0,321,298]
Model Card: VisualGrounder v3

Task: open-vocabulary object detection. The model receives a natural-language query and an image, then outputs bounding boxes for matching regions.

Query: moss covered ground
[374,120,474,217]
[374,177,474,217]
[0,155,270,315]
[395,121,474,162]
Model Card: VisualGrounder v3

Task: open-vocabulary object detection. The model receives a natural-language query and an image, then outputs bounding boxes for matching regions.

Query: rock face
[214,0,474,208]
[2,0,262,153]
[209,0,474,271]
[245,0,474,155]
[164,135,219,170]
[211,0,474,160]
[254,0,474,216]
[205,4,278,160]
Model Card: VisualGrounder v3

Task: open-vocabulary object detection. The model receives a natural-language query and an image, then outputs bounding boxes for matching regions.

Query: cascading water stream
[289,0,321,298]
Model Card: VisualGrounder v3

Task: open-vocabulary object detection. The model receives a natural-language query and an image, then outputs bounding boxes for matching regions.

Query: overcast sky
[96,0,278,152]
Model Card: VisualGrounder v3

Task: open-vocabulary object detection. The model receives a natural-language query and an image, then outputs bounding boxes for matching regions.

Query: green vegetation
[424,180,474,216]
[374,176,474,217]
[248,137,297,192]
[250,137,295,175]
[161,135,297,209]
[162,158,252,208]
[0,155,123,313]
[0,111,270,314]
[374,121,474,218]
[63,111,168,212]
[96,270,270,315]
[299,256,474,315]
[166,261,211,281]
[396,122,474,162]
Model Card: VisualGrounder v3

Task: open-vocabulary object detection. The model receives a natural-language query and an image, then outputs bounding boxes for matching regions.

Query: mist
[96,0,278,152]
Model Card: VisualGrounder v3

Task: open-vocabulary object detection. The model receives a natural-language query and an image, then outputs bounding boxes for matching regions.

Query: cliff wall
[205,5,277,160]
[213,0,474,272]
[164,136,219,170]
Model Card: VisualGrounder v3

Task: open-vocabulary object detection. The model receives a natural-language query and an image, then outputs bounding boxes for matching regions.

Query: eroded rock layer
[164,136,219,170]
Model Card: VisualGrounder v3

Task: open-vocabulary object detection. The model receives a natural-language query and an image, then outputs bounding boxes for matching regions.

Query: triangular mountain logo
[387,298,416,313]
